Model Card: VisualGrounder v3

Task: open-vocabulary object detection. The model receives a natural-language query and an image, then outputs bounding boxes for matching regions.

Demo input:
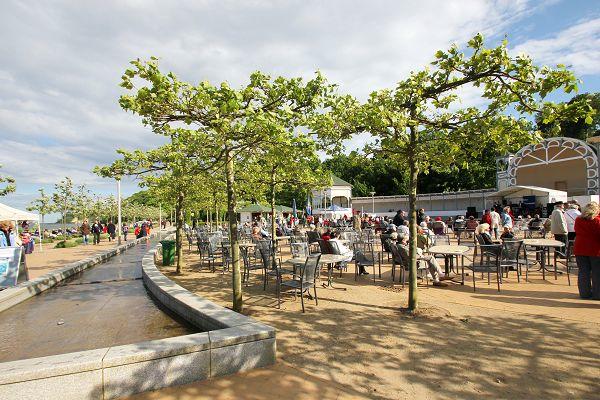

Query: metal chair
[353,241,381,282]
[387,239,404,283]
[241,246,263,286]
[279,254,321,312]
[469,241,503,292]
[499,240,529,282]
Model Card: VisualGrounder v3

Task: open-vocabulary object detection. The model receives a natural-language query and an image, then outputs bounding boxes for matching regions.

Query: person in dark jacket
[80,219,91,245]
[393,210,405,227]
[107,221,116,242]
[574,202,600,299]
[91,220,103,245]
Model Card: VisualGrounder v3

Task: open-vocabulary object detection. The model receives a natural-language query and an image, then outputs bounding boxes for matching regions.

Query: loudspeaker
[466,207,477,218]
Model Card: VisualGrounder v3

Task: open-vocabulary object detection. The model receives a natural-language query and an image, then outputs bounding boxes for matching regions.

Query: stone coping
[0,232,160,313]
[0,233,276,399]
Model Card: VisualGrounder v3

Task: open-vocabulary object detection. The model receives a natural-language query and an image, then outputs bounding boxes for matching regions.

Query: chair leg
[300,287,305,313]
[314,285,318,306]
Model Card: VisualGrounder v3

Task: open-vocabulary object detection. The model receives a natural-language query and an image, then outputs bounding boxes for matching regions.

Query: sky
[1,0,599,217]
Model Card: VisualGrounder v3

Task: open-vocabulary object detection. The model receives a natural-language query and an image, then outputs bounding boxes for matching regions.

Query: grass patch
[54,240,79,249]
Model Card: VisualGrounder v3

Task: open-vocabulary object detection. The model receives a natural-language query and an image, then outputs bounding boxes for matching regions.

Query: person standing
[91,220,102,245]
[565,202,581,241]
[550,201,567,244]
[490,208,501,239]
[500,206,513,229]
[107,220,116,242]
[122,223,129,242]
[573,202,600,299]
[80,219,91,245]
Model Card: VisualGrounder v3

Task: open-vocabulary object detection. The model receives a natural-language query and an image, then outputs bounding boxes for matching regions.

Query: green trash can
[160,240,176,266]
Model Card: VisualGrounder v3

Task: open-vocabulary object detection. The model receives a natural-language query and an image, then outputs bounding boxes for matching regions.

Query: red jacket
[481,214,492,226]
[574,216,600,257]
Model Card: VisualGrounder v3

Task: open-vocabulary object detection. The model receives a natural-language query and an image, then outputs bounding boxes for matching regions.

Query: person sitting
[500,226,514,240]
[398,220,410,237]
[465,216,479,231]
[321,229,332,241]
[432,217,446,235]
[385,224,397,235]
[396,235,450,287]
[329,232,353,262]
[416,227,431,250]
[476,223,496,245]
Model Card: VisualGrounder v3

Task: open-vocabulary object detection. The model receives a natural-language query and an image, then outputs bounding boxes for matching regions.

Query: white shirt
[564,208,581,233]
[398,225,410,236]
[490,211,501,228]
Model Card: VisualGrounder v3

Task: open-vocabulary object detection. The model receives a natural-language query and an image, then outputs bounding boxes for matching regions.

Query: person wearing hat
[432,216,447,235]
[550,201,568,244]
[565,202,581,241]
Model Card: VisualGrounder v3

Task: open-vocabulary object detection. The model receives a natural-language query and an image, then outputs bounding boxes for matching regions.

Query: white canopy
[489,185,568,203]
[0,202,39,221]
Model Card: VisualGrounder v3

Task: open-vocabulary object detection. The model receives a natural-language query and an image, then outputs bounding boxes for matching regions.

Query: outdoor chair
[499,239,529,282]
[219,242,232,274]
[387,239,404,283]
[257,240,294,291]
[353,241,381,282]
[554,239,574,285]
[201,235,222,272]
[306,231,321,254]
[186,232,194,251]
[329,240,350,277]
[241,246,263,286]
[290,242,309,274]
[469,240,503,292]
[380,234,392,263]
[279,254,321,312]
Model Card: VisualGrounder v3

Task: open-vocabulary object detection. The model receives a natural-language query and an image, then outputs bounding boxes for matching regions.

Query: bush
[54,240,79,249]
[41,238,54,244]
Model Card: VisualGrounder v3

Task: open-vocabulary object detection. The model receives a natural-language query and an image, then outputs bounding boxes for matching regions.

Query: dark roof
[331,175,352,187]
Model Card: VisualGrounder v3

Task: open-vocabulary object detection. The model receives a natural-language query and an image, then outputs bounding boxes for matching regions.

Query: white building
[311,175,353,218]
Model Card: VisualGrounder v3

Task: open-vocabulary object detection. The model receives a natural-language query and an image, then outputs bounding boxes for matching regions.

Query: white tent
[0,202,42,250]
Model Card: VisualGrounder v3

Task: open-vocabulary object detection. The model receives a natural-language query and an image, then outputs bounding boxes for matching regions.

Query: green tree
[52,177,76,242]
[73,184,92,222]
[537,92,599,140]
[0,165,16,196]
[27,188,54,224]
[340,34,592,312]
[117,58,336,312]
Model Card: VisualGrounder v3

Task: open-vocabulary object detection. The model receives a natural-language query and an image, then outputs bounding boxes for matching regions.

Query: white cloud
[513,17,600,75]
[0,0,575,206]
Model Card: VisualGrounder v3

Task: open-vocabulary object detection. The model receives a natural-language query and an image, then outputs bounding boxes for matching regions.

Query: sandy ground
[24,238,126,280]
[130,242,600,400]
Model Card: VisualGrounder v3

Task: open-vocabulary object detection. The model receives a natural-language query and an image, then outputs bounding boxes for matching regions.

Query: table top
[427,245,471,255]
[523,238,565,248]
[275,236,291,240]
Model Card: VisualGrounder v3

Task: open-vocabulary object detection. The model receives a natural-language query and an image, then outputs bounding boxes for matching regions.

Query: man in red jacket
[573,202,600,300]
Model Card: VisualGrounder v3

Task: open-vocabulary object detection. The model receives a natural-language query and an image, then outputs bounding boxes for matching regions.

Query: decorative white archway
[501,137,598,195]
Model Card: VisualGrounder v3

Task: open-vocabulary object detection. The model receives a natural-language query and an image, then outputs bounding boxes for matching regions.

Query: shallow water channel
[0,237,196,363]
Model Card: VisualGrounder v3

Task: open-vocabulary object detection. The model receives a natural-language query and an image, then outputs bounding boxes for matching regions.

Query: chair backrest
[257,240,273,269]
[353,241,374,263]
[306,231,320,244]
[387,239,403,264]
[329,240,343,256]
[501,240,523,261]
[432,221,445,235]
[301,254,321,284]
[434,234,450,246]
[380,234,392,252]
[291,242,309,259]
[317,239,333,254]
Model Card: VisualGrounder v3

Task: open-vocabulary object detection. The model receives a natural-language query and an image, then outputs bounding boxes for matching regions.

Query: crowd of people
[79,219,153,245]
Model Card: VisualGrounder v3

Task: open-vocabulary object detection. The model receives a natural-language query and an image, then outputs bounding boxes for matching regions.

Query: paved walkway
[0,236,195,363]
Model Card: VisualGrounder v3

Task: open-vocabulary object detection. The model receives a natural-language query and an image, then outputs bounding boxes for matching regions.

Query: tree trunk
[225,146,242,313]
[175,191,185,274]
[270,171,277,269]
[408,122,419,312]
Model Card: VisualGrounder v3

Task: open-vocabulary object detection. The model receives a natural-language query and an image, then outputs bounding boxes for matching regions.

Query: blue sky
[0,0,599,220]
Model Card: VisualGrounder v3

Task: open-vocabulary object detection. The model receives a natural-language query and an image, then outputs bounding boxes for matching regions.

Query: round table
[427,245,470,283]
[523,238,565,280]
